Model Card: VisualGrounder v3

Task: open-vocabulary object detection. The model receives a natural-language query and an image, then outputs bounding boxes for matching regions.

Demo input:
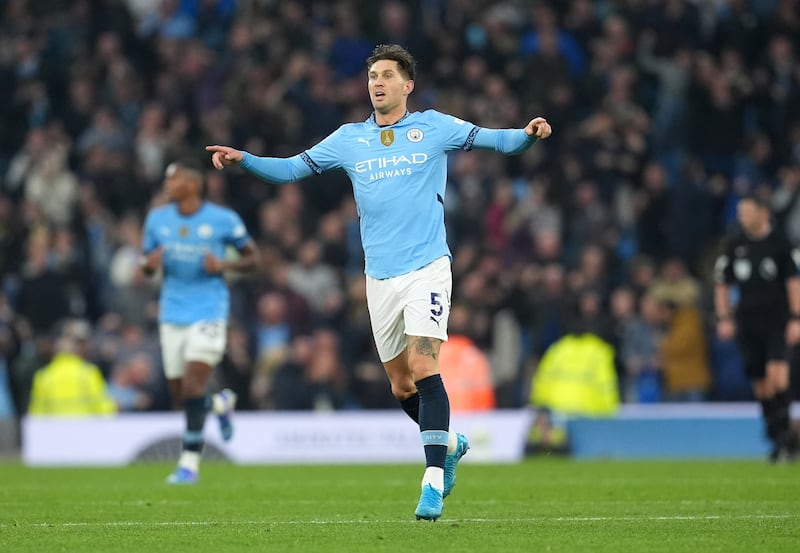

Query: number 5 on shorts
[430,292,443,317]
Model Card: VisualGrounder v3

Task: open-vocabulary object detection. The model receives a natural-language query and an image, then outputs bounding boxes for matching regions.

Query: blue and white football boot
[166,466,198,485]
[443,433,469,498]
[415,484,444,521]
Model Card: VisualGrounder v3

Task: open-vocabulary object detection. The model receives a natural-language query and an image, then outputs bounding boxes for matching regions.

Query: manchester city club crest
[198,224,213,238]
[407,128,424,142]
[380,129,394,146]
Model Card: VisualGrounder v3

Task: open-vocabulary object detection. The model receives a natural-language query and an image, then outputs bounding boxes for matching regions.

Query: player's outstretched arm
[469,117,552,155]
[205,145,315,184]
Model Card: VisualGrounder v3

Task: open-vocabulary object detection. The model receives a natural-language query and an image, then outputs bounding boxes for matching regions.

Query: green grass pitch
[1,459,798,552]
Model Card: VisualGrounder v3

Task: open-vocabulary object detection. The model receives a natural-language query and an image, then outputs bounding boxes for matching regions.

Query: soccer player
[715,195,800,462]
[206,44,552,519]
[141,160,259,483]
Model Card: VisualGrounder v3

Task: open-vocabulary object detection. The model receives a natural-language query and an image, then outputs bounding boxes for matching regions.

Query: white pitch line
[551,514,794,522]
[0,514,795,528]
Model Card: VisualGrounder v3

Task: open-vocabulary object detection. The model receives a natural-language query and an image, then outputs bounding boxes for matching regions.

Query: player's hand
[203,252,225,274]
[140,247,163,276]
[205,145,244,170]
[524,117,552,139]
[716,318,736,341]
[786,319,800,346]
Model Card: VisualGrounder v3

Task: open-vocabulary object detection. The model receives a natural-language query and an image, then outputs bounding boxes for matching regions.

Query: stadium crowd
[1,0,800,421]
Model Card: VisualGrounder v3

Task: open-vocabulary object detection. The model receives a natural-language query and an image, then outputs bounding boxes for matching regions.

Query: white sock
[422,467,444,491]
[211,393,226,414]
[447,431,458,454]
[178,451,201,473]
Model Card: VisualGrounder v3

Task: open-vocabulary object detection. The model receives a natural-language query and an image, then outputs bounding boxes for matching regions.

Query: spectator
[107,352,156,411]
[304,328,349,411]
[24,144,78,226]
[619,293,664,403]
[658,300,711,402]
[287,239,342,315]
[531,331,619,417]
[16,229,70,334]
[28,320,116,416]
[249,291,292,408]
[649,257,702,307]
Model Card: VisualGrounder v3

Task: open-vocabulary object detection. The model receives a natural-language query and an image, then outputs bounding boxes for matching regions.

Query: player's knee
[182,361,212,395]
[767,361,789,378]
[753,379,772,399]
[390,381,416,401]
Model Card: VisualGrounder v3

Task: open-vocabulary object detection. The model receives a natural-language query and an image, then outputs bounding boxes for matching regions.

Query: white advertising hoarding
[22,410,534,466]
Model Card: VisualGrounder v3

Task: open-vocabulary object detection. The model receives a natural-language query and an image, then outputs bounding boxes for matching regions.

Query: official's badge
[407,129,424,143]
[733,259,751,281]
[380,129,394,147]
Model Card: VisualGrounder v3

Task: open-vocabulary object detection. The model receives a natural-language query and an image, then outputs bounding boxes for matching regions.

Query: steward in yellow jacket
[531,333,619,416]
[29,352,117,416]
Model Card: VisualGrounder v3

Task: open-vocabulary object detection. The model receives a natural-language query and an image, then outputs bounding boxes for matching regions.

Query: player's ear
[404,79,414,95]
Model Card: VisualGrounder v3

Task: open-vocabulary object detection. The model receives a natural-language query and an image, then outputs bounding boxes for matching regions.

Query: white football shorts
[159,321,227,379]
[366,256,452,363]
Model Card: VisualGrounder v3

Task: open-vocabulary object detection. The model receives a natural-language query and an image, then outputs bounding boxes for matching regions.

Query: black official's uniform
[714,227,799,378]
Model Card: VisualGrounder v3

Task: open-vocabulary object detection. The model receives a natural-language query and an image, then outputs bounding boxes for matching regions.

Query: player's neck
[374,106,408,127]
[176,197,203,216]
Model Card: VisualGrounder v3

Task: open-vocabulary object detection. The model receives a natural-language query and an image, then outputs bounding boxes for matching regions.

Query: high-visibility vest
[531,333,619,416]
[29,353,117,416]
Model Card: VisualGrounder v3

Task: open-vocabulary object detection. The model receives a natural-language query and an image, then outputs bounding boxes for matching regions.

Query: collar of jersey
[172,200,206,218]
[368,110,411,128]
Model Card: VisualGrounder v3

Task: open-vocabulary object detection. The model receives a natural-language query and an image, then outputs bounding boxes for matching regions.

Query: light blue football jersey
[142,202,250,325]
[240,109,536,278]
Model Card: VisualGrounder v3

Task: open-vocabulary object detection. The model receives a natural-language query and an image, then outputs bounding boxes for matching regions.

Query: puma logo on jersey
[358,138,371,147]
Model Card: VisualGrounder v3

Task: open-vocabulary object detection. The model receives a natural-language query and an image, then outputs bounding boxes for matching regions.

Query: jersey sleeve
[713,237,736,284]
[224,210,251,250]
[776,232,800,280]
[428,110,481,152]
[240,153,315,184]
[301,127,347,174]
[142,212,160,254]
[470,128,538,155]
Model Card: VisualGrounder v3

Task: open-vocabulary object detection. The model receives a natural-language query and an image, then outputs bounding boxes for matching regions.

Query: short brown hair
[366,44,416,81]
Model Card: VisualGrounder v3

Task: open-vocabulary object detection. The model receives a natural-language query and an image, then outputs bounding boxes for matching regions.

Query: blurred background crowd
[1,0,800,425]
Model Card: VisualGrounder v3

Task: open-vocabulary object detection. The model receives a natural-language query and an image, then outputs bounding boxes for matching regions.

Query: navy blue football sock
[183,395,209,453]
[416,375,449,468]
[759,398,778,442]
[773,389,792,442]
[400,392,420,424]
